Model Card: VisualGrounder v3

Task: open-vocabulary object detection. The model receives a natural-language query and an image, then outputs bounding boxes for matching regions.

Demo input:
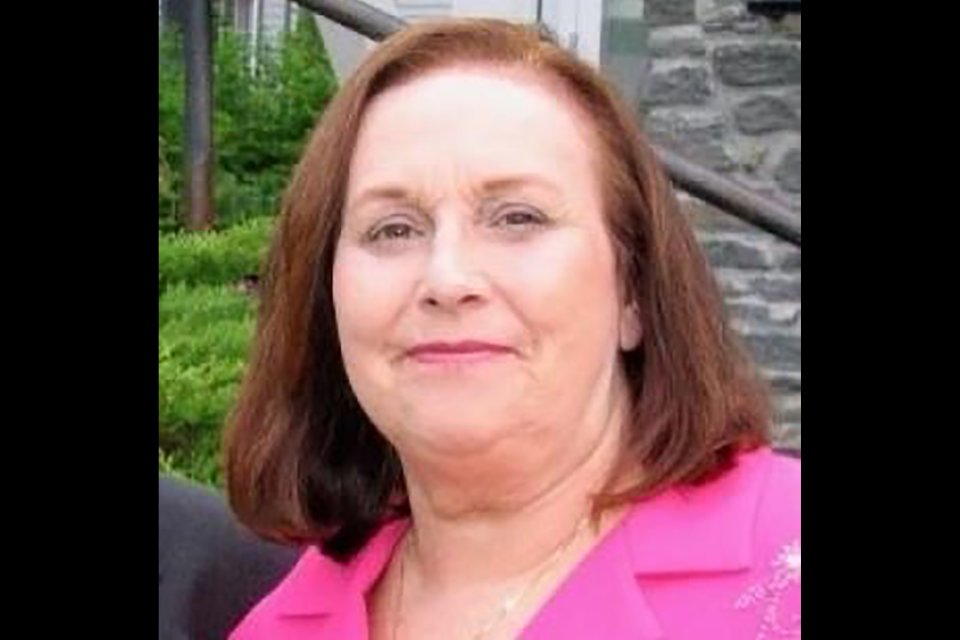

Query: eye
[492,206,548,229]
[365,217,424,245]
[372,223,415,241]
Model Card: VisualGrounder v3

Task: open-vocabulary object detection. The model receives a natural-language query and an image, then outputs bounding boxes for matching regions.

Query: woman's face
[333,68,640,461]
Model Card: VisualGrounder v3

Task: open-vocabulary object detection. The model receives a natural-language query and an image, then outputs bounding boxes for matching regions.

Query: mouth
[405,340,515,365]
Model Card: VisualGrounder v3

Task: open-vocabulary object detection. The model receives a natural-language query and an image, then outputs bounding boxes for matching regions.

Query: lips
[406,340,514,364]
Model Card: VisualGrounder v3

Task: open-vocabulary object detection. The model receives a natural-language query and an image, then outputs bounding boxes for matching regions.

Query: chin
[400,407,523,456]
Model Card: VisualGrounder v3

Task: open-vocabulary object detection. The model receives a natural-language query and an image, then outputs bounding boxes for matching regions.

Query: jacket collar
[273,448,773,636]
[522,448,773,639]
[276,519,408,617]
[625,446,771,575]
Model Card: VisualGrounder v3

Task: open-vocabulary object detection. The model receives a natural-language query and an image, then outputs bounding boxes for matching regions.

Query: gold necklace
[391,516,589,640]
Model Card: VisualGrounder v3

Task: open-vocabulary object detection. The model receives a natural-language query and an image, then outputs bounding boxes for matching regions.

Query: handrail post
[183,0,216,230]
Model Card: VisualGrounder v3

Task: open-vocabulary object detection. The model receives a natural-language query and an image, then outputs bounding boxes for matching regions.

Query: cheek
[498,232,621,342]
[332,248,413,353]
[488,231,624,428]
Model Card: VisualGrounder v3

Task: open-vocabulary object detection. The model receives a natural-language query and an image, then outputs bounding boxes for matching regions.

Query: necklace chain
[391,516,589,640]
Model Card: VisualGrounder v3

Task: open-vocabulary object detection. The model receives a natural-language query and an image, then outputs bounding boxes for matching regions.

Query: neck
[398,382,632,589]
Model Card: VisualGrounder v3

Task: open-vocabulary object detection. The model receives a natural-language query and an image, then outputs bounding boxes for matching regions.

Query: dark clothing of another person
[158,475,298,640]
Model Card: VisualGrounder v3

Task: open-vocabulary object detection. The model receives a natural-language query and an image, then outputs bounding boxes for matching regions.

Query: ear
[619,302,642,352]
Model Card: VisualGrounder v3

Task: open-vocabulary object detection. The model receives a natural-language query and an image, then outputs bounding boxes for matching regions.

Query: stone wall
[641,0,801,449]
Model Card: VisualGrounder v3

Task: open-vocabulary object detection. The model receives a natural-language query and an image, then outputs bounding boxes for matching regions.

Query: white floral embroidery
[735,539,801,639]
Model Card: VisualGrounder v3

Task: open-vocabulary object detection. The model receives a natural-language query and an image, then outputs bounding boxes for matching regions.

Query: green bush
[159,216,275,292]
[158,11,337,230]
[159,447,187,479]
[214,170,286,226]
[158,10,336,484]
[159,283,257,486]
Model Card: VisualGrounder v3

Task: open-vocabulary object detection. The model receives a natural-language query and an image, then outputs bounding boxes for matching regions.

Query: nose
[418,220,488,313]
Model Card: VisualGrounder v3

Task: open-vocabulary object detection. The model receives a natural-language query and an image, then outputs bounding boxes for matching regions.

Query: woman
[225,18,800,640]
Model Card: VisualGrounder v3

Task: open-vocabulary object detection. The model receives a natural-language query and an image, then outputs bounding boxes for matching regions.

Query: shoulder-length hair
[224,18,771,561]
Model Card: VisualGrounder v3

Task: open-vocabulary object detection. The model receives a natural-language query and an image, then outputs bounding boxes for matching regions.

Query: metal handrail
[658,148,800,245]
[293,0,404,38]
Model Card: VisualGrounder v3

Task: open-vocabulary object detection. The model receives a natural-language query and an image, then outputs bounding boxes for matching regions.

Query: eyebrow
[474,174,561,197]
[346,174,560,212]
[345,186,417,212]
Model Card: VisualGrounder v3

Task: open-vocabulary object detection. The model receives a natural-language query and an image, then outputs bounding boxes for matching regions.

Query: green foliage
[159,136,180,233]
[158,11,336,485]
[158,216,275,292]
[158,12,337,230]
[159,283,257,487]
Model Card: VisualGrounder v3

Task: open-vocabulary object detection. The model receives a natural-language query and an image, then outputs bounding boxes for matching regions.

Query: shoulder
[701,447,800,572]
[755,450,801,537]
[702,446,799,531]
[623,447,799,570]
[158,475,300,640]
[640,448,801,637]
[229,520,408,640]
[732,448,802,638]
[158,473,299,573]
[228,546,341,639]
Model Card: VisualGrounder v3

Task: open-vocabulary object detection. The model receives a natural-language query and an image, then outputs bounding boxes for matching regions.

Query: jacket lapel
[520,520,666,640]
[522,448,773,639]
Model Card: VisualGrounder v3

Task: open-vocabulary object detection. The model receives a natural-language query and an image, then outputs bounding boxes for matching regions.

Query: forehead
[346,67,601,199]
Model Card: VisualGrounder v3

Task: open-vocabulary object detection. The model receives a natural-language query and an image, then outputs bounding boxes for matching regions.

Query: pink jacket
[231,447,800,639]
